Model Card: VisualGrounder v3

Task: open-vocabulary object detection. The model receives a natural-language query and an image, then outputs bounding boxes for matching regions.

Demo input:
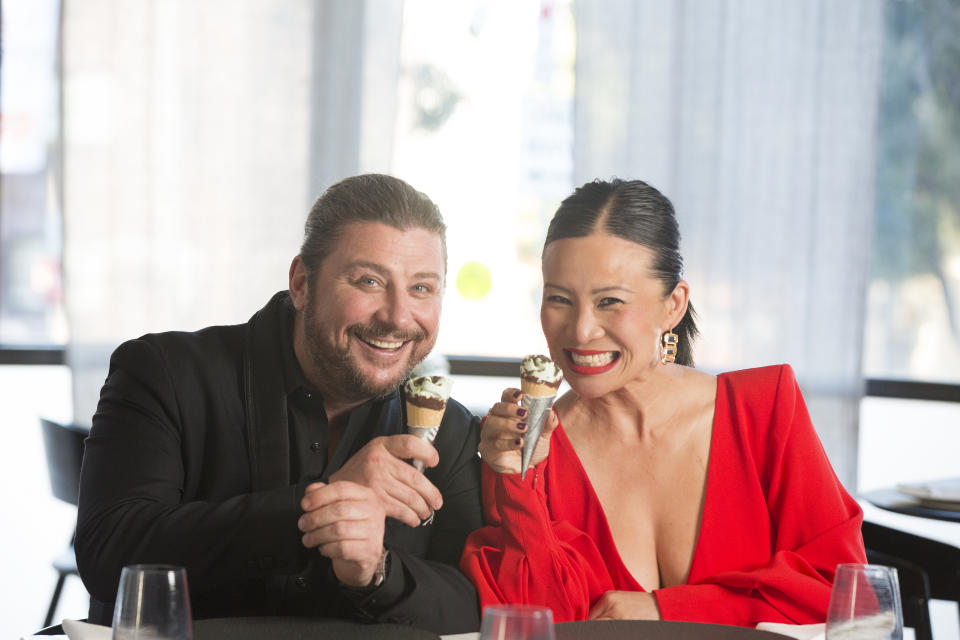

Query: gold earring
[660,330,679,365]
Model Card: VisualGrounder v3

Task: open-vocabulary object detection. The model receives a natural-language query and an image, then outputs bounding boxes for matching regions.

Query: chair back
[40,418,88,505]
[862,519,960,640]
[865,548,932,640]
[862,520,960,602]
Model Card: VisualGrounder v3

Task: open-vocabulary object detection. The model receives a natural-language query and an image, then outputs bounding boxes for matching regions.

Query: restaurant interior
[1,0,959,638]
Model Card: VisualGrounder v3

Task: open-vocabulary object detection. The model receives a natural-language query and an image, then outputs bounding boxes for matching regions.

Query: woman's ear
[665,280,690,329]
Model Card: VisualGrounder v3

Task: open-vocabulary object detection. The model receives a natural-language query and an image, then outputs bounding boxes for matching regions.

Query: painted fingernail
[517,408,527,417]
[517,423,527,431]
[514,438,523,446]
[513,390,522,399]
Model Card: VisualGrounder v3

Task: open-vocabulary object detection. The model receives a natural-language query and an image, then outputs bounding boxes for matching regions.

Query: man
[75,174,483,634]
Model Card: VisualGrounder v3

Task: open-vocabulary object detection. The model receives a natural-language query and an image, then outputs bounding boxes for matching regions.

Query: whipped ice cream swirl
[520,354,563,387]
[405,375,453,400]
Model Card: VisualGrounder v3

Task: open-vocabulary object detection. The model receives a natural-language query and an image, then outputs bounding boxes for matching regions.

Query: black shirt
[77,291,484,634]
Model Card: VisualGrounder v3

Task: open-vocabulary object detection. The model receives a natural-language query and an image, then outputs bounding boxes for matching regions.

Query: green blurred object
[456,261,492,300]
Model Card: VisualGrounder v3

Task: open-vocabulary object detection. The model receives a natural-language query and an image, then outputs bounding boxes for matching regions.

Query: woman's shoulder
[718,363,797,395]
[715,364,808,443]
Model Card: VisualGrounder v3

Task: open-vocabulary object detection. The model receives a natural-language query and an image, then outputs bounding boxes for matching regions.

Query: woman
[460,179,866,626]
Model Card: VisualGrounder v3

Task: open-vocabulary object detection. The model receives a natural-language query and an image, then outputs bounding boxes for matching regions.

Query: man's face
[290,222,444,403]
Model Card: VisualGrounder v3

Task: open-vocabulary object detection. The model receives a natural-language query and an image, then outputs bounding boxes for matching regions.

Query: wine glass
[826,563,903,640]
[112,564,193,640]
[480,604,555,640]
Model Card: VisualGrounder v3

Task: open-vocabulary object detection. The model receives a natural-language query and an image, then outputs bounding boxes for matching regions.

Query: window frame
[0,347,66,365]
[3,348,958,404]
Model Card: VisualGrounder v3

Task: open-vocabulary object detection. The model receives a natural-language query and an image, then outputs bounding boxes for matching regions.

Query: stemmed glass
[826,563,903,640]
[480,604,555,640]
[112,564,193,640]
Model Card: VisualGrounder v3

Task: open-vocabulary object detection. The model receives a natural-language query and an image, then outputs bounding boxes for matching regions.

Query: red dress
[460,365,866,626]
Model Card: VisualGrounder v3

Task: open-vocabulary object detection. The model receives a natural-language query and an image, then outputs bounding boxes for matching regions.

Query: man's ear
[289,256,309,311]
[666,280,690,329]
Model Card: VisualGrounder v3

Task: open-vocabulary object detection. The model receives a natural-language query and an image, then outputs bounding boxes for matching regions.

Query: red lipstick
[564,349,620,375]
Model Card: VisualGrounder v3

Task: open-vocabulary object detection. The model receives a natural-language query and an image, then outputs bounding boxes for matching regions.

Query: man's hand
[299,481,386,587]
[328,435,442,528]
[588,591,661,620]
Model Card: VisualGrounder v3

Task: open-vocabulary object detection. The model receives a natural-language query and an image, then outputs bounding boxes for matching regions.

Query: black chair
[862,520,960,640]
[40,418,89,628]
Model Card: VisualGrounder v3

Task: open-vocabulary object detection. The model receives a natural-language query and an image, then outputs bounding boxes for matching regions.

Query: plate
[896,477,960,510]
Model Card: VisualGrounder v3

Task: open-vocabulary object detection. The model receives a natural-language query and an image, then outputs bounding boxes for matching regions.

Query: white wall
[0,366,87,638]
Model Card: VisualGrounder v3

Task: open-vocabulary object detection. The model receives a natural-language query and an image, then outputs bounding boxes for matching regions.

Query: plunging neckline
[550,375,723,592]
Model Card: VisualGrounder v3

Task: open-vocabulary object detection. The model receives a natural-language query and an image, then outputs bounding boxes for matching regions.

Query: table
[553,620,795,640]
[193,617,437,639]
[36,617,801,640]
[198,618,797,640]
[862,489,960,523]
[31,618,437,640]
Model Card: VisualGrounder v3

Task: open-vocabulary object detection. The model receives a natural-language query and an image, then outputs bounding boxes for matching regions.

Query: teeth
[362,336,404,350]
[569,351,615,367]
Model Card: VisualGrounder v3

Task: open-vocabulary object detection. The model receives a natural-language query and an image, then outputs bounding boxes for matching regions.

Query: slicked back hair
[544,178,699,366]
[299,174,447,282]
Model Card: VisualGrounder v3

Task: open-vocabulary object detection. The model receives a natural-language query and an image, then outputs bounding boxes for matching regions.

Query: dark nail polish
[513,390,522,399]
[517,423,527,431]
[514,438,523,446]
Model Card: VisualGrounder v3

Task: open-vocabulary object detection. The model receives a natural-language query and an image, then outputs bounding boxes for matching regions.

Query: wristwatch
[338,547,390,593]
[368,547,390,588]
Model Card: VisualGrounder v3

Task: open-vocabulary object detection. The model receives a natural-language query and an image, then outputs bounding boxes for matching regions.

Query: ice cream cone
[519,355,563,479]
[407,424,440,472]
[406,405,445,429]
[405,375,453,473]
[520,394,555,479]
[521,378,559,398]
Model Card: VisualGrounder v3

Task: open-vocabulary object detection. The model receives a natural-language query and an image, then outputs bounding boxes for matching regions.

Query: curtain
[62,0,402,424]
[574,0,884,489]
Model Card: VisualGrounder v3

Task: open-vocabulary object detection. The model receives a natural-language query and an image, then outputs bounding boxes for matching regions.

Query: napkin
[62,619,111,640]
[755,622,825,640]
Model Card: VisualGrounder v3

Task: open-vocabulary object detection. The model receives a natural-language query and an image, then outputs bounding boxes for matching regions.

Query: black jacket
[76,291,483,634]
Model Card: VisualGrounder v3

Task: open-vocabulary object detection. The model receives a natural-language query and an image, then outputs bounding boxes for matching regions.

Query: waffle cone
[521,378,558,398]
[406,404,445,428]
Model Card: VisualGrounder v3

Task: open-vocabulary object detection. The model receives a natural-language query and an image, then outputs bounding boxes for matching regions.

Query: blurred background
[1,0,958,636]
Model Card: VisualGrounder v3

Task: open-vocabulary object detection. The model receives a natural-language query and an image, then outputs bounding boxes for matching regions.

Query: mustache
[351,322,426,344]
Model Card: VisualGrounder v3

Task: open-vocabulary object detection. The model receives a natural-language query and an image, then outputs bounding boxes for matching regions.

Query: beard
[302,312,435,402]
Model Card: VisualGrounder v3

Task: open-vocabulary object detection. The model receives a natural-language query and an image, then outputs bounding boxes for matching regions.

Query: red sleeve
[654,365,866,625]
[460,459,616,622]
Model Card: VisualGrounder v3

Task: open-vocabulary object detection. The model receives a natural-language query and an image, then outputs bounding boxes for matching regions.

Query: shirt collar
[279,298,312,397]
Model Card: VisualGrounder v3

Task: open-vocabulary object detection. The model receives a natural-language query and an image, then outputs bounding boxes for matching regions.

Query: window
[0,0,66,348]
[392,1,575,360]
[863,0,960,385]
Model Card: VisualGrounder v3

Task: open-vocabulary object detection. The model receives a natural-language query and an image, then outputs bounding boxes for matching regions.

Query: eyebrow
[543,283,635,295]
[347,261,442,281]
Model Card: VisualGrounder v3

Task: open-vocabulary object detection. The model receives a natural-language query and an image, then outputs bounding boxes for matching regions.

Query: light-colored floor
[2,369,959,638]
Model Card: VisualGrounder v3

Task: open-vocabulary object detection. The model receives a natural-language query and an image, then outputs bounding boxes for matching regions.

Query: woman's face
[540,232,687,398]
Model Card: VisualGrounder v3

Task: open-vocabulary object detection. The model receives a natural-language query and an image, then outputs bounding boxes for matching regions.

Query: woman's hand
[588,591,661,621]
[478,387,559,474]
